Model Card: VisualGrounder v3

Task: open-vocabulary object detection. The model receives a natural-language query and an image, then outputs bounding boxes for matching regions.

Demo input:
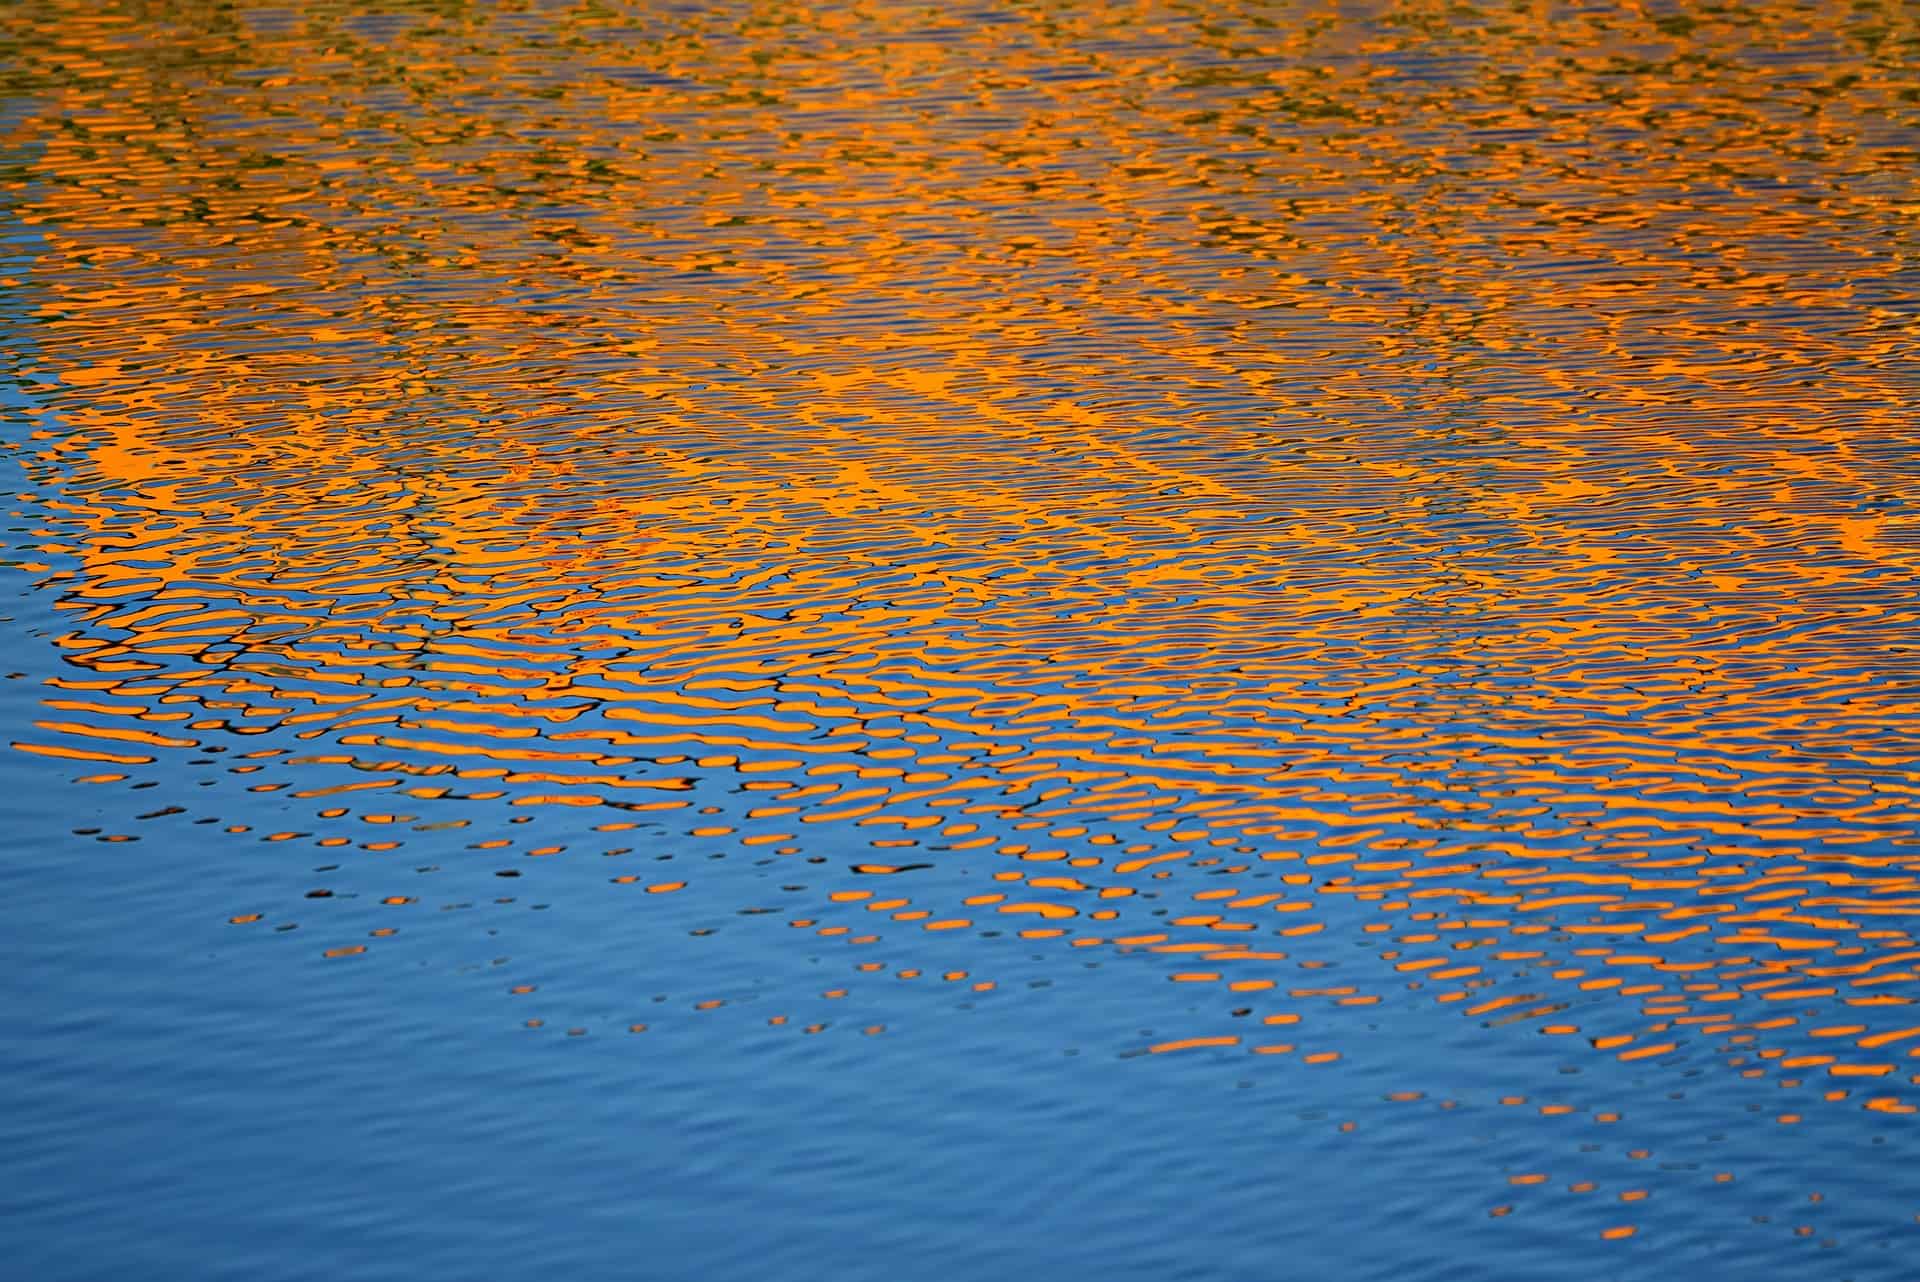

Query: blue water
[5,716,1915,1280]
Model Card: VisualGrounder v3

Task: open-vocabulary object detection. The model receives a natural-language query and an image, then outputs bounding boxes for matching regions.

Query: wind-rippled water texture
[2,1,1918,1278]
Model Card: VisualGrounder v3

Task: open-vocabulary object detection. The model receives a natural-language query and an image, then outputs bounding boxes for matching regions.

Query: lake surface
[3,1,1918,1277]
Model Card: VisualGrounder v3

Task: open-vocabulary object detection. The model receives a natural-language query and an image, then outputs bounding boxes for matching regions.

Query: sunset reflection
[3,0,1917,1266]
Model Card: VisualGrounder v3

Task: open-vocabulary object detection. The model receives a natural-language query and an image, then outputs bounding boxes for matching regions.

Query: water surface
[3,1,1919,1277]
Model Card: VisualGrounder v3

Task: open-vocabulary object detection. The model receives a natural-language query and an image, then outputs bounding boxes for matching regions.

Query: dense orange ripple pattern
[4,0,1920,1174]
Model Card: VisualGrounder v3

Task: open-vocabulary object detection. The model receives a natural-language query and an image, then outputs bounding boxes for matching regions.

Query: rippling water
[3,0,1918,1277]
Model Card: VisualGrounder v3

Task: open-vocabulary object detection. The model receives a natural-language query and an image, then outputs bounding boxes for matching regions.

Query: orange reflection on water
[4,0,1920,1167]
